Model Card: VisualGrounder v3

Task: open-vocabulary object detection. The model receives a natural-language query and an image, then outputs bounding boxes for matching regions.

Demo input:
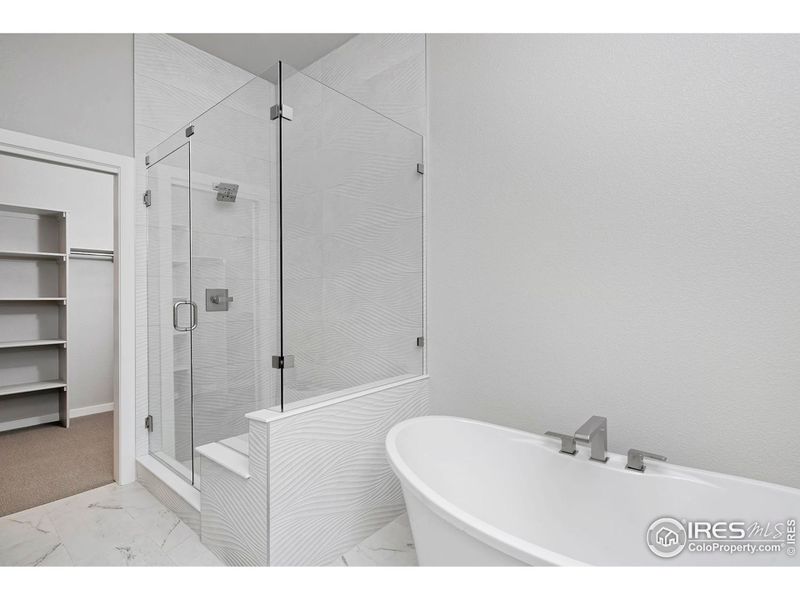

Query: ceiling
[169,34,355,76]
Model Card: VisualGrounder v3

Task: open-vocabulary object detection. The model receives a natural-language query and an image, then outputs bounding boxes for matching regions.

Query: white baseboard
[0,402,114,433]
[70,402,114,418]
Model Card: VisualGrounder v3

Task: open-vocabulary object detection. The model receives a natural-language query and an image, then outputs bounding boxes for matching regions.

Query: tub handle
[544,431,577,456]
[626,449,667,473]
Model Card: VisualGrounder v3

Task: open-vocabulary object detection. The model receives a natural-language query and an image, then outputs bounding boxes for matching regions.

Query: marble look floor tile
[70,532,176,567]
[50,497,172,566]
[334,512,418,567]
[35,542,73,566]
[168,534,224,566]
[0,482,215,567]
[40,483,119,517]
[121,495,192,553]
[0,507,63,566]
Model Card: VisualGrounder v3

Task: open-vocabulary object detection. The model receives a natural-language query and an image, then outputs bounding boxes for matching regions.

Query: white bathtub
[386,416,800,566]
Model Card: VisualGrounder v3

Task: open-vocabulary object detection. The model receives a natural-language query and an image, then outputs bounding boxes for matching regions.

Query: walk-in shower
[144,61,425,485]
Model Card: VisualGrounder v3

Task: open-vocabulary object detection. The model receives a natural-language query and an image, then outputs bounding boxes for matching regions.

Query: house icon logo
[647,517,687,558]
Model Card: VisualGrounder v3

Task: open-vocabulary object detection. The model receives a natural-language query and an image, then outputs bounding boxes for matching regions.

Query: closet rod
[69,248,114,261]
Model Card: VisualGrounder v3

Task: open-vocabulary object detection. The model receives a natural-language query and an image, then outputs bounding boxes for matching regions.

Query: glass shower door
[145,133,196,484]
[145,73,279,486]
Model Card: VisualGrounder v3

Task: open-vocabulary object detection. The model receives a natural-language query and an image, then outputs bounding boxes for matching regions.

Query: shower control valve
[206,288,233,312]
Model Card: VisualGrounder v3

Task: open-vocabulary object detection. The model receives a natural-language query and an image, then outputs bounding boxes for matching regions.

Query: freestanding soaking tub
[386,416,800,566]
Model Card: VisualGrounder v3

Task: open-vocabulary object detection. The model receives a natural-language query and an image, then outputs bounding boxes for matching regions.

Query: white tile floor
[0,480,416,567]
[0,482,222,566]
[331,513,418,566]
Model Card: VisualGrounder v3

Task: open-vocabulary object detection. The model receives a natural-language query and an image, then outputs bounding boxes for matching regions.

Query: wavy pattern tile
[268,378,429,566]
[281,43,426,404]
[198,421,269,565]
[135,34,279,467]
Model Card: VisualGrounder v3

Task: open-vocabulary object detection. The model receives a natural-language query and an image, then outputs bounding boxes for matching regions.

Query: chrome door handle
[173,300,198,332]
[189,300,198,331]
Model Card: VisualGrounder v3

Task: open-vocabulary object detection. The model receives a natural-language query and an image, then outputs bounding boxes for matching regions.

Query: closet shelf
[0,250,66,260]
[0,380,66,397]
[0,297,66,302]
[0,202,70,427]
[0,339,67,349]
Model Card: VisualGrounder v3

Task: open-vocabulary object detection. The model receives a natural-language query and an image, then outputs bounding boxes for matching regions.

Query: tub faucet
[574,416,608,463]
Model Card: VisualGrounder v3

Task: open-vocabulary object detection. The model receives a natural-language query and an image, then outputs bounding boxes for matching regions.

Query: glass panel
[278,63,424,409]
[146,133,193,483]
[187,75,279,471]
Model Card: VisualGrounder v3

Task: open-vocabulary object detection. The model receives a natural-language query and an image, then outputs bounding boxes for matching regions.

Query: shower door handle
[173,300,199,332]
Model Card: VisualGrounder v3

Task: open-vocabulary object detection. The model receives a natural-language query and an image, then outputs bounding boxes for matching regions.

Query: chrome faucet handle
[626,448,667,473]
[544,431,577,455]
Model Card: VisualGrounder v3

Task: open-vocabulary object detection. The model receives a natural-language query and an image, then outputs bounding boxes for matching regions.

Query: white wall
[428,34,800,488]
[0,34,133,156]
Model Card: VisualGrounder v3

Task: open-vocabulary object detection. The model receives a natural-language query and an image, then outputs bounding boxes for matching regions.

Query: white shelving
[0,380,67,397]
[0,250,66,260]
[0,203,69,429]
[0,339,67,349]
[0,297,67,302]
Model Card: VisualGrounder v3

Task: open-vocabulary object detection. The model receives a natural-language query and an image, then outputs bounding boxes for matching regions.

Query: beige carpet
[0,411,113,517]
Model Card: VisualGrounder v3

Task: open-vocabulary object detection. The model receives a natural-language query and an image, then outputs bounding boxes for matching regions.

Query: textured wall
[281,52,426,404]
[0,34,134,156]
[268,378,429,565]
[282,34,427,405]
[134,34,431,565]
[199,421,269,565]
[135,33,428,483]
[428,34,800,489]
[302,33,427,135]
[134,34,266,462]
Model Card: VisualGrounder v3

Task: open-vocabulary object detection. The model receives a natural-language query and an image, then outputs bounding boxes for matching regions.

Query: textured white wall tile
[281,38,427,404]
[307,34,427,135]
[135,34,274,460]
[268,378,429,566]
[198,420,269,566]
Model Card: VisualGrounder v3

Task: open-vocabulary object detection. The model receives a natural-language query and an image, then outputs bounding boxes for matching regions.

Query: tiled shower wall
[135,34,428,462]
[281,34,428,404]
[134,34,267,459]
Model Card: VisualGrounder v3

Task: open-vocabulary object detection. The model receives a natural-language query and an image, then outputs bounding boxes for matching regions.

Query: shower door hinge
[416,162,425,174]
[143,190,152,207]
[185,125,195,137]
[145,415,154,432]
[271,355,295,369]
[145,155,150,166]
[270,104,294,121]
[416,336,425,347]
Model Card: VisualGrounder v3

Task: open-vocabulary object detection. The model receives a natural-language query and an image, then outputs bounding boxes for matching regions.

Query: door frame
[0,126,137,484]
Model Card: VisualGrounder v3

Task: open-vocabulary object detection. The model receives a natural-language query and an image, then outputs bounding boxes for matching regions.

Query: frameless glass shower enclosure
[144,62,424,484]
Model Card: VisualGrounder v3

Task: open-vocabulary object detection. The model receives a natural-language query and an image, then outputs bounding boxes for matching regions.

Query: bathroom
[1,1,799,595]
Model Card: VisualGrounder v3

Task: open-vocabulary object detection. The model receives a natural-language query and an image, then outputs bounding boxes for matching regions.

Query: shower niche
[144,61,425,486]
